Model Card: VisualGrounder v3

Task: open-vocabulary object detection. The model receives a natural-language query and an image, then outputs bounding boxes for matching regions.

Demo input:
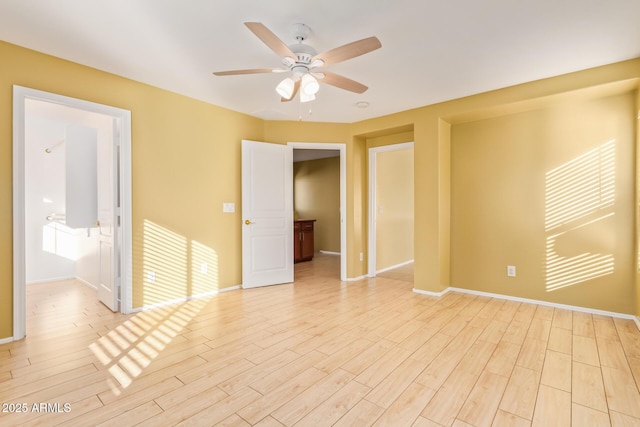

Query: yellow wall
[2,39,640,338]
[0,41,263,336]
[451,92,635,313]
[351,59,640,312]
[375,147,414,270]
[293,157,341,253]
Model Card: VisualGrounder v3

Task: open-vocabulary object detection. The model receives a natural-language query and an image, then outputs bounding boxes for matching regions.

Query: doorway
[12,86,132,340]
[289,142,346,282]
[368,142,415,278]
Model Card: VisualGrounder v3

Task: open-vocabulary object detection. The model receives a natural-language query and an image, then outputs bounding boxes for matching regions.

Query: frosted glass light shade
[300,91,316,103]
[276,77,295,99]
[301,74,319,95]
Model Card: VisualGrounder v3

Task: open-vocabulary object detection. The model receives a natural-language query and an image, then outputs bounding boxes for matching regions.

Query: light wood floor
[2,253,640,426]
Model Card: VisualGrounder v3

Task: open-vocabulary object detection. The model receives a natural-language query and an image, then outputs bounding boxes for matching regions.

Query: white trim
[447,287,637,320]
[130,286,242,313]
[413,286,639,326]
[368,142,414,277]
[377,259,414,274]
[288,142,347,282]
[26,276,97,288]
[75,277,98,290]
[12,86,133,341]
[12,88,26,341]
[0,337,14,345]
[367,149,376,277]
[319,250,340,256]
[26,276,76,285]
[413,287,450,297]
[345,274,368,282]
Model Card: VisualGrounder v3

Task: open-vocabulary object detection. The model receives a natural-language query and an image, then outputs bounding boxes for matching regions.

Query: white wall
[25,100,112,286]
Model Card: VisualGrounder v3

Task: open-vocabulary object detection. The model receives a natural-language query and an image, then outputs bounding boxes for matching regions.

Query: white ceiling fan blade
[244,22,297,61]
[312,36,381,67]
[213,68,286,76]
[319,71,368,94]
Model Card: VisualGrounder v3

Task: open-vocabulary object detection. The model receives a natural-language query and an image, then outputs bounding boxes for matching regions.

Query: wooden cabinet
[294,220,316,263]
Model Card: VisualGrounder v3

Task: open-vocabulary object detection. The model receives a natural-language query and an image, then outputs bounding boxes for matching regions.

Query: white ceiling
[1,0,638,123]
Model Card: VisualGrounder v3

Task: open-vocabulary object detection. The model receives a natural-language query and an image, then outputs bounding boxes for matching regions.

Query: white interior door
[96,119,120,311]
[242,140,293,288]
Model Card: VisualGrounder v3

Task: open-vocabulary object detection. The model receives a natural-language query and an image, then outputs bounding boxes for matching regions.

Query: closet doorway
[368,142,414,279]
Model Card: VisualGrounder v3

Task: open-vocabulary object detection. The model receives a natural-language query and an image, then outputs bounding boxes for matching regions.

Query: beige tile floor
[1,253,639,426]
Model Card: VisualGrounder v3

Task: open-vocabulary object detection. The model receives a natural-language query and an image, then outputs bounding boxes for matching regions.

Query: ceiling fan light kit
[213,22,381,103]
[301,73,319,95]
[276,77,295,99]
[299,91,316,103]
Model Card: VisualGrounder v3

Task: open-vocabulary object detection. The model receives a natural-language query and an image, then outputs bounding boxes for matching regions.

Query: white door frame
[12,86,133,341]
[288,142,346,282]
[367,142,414,277]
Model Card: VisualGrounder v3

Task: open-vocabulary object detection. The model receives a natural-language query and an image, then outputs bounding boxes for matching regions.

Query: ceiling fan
[213,22,381,103]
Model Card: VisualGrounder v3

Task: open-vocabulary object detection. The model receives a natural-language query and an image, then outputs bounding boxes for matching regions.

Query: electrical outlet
[200,263,208,274]
[359,252,364,262]
[507,265,516,277]
[147,271,156,282]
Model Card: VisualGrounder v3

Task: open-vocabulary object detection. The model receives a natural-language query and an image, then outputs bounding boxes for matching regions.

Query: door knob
[244,219,255,225]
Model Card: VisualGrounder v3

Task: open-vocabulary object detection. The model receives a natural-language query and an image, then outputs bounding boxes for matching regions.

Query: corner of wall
[438,118,452,288]
[636,87,640,319]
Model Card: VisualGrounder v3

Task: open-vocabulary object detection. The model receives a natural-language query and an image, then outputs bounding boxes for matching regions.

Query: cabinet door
[300,229,314,261]
[293,222,301,262]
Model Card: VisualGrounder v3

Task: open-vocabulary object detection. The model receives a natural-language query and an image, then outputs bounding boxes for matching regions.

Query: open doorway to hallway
[291,143,346,282]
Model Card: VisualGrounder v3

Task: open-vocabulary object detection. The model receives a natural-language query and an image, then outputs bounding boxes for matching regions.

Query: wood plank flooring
[1,253,640,426]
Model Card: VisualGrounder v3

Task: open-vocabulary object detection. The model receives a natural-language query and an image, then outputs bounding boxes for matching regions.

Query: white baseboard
[448,287,637,320]
[75,277,97,290]
[413,286,638,328]
[319,250,340,256]
[131,285,241,313]
[26,275,75,285]
[345,274,368,282]
[377,259,414,274]
[27,276,97,289]
[0,336,14,345]
[413,287,449,297]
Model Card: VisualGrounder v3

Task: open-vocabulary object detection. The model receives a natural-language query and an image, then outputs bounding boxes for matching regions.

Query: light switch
[223,202,235,213]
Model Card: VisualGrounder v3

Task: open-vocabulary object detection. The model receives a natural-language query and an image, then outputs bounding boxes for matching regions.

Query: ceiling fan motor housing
[283,40,318,77]
[289,42,317,64]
